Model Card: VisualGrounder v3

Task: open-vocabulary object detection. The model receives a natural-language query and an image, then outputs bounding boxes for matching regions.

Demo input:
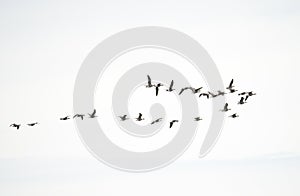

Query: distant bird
[73,114,85,120]
[229,113,239,118]
[179,87,200,95]
[208,91,218,98]
[239,91,256,96]
[194,117,203,121]
[151,118,163,124]
[88,109,97,118]
[118,115,129,121]
[146,75,154,88]
[27,122,38,126]
[220,103,231,112]
[238,97,247,105]
[166,80,175,92]
[169,120,179,128]
[229,88,238,93]
[60,116,70,121]
[136,113,145,121]
[217,90,226,96]
[248,91,256,96]
[226,79,235,90]
[10,123,21,130]
[199,93,209,99]
[155,83,163,96]
[194,87,203,94]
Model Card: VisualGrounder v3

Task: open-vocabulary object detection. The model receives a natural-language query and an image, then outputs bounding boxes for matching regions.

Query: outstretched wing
[147,75,151,85]
[169,80,174,89]
[229,79,233,88]
[179,88,184,95]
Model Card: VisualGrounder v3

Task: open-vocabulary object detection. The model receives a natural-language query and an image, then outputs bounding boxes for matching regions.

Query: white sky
[0,0,299,161]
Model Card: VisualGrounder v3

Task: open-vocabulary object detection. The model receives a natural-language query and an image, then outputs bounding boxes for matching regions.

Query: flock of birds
[9,75,255,130]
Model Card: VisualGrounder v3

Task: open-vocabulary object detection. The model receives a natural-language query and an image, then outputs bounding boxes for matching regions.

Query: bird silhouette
[136,113,145,121]
[27,122,38,126]
[217,90,226,96]
[179,87,199,95]
[194,117,203,121]
[88,109,97,118]
[229,88,238,93]
[220,103,231,112]
[239,91,256,97]
[194,87,203,94]
[238,97,247,105]
[208,91,218,98]
[60,116,70,121]
[10,123,21,130]
[199,93,209,99]
[146,75,154,88]
[166,80,175,92]
[118,115,129,121]
[155,83,163,96]
[226,79,235,90]
[73,114,85,120]
[169,120,179,128]
[151,118,163,124]
[229,113,239,118]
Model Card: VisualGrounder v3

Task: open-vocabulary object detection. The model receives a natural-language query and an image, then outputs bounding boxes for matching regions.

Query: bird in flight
[73,114,85,120]
[220,103,231,112]
[60,116,70,121]
[229,88,238,93]
[166,80,175,92]
[238,97,247,105]
[136,113,145,121]
[217,90,226,96]
[226,79,235,90]
[169,120,179,128]
[146,75,154,88]
[88,109,97,118]
[10,123,21,130]
[229,113,239,118]
[118,115,129,121]
[27,122,38,126]
[199,93,209,99]
[208,91,218,98]
[194,117,203,121]
[179,87,199,95]
[151,118,163,124]
[154,83,163,96]
[239,91,256,97]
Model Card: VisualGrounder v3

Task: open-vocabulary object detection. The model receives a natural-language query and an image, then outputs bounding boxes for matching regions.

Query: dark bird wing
[169,80,174,90]
[138,113,142,118]
[147,75,151,86]
[155,87,159,96]
[179,88,185,95]
[169,122,173,128]
[229,79,233,88]
[224,103,228,110]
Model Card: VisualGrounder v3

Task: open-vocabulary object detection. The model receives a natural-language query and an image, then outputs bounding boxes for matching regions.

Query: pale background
[0,0,299,195]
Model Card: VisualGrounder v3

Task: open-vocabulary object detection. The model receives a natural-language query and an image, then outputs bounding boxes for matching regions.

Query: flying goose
[10,123,21,130]
[88,109,97,118]
[220,103,231,112]
[118,115,129,121]
[166,80,175,92]
[73,114,85,120]
[136,113,145,121]
[169,120,179,128]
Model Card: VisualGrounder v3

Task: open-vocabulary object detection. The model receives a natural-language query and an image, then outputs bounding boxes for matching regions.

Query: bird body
[60,116,70,121]
[151,118,163,124]
[220,103,231,112]
[169,120,179,128]
[10,123,21,130]
[88,109,97,118]
[217,90,226,96]
[119,115,129,121]
[166,80,175,92]
[229,113,239,118]
[194,117,203,121]
[208,91,218,98]
[154,83,163,96]
[146,75,154,88]
[136,113,145,121]
[226,79,235,90]
[27,122,38,126]
[73,114,85,120]
[199,93,209,99]
[238,97,247,105]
